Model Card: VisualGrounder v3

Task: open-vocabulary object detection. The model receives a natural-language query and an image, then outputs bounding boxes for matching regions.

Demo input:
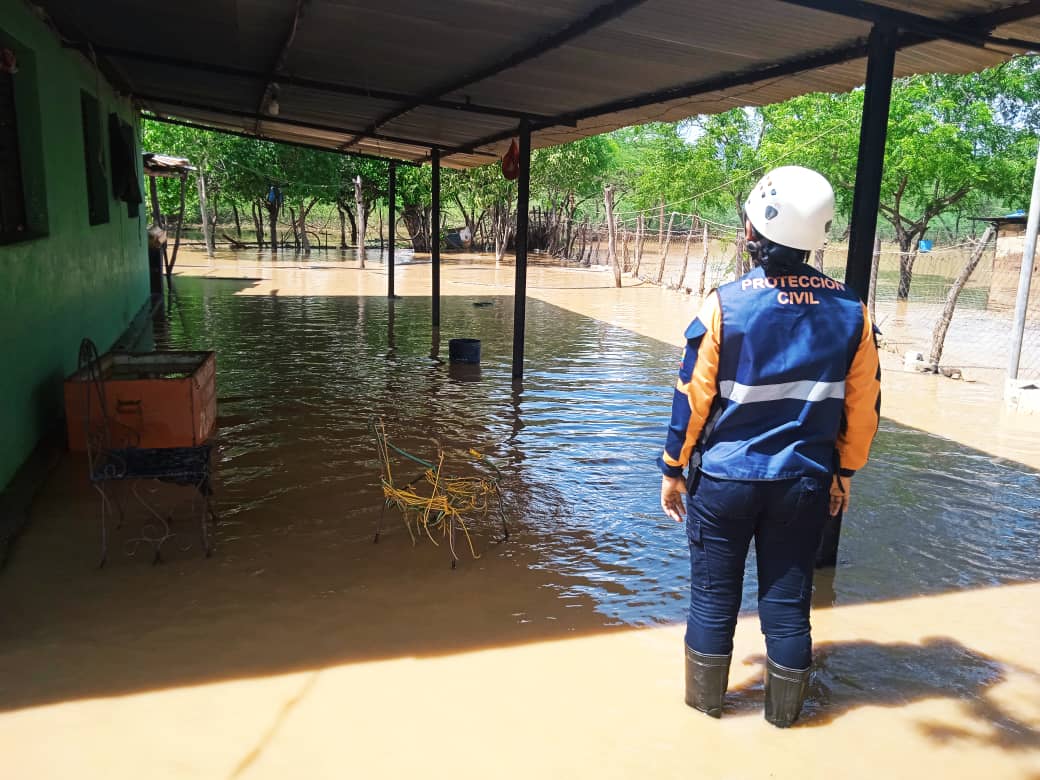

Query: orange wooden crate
[64,351,217,451]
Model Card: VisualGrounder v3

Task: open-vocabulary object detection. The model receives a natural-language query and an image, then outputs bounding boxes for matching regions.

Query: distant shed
[979,215,1039,315]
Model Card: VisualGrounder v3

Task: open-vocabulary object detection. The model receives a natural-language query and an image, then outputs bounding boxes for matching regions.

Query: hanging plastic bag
[501,139,520,181]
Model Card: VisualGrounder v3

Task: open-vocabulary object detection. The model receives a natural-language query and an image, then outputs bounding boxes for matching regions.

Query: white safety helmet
[743,166,835,251]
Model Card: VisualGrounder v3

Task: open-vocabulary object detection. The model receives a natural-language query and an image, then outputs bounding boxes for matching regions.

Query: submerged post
[512,120,532,380]
[432,148,441,329]
[387,160,397,299]
[819,23,895,571]
[844,24,896,300]
[1009,136,1040,381]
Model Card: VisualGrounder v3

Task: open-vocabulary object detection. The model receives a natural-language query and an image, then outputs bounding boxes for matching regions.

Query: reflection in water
[154,276,1040,625]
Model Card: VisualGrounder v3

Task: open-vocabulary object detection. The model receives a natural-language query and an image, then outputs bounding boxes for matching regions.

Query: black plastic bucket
[448,338,481,364]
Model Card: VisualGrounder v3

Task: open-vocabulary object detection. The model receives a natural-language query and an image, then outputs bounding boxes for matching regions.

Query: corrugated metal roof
[36,0,1040,167]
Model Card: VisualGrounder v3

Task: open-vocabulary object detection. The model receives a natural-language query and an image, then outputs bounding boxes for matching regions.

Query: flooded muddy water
[3,252,1040,779]
[151,272,1040,622]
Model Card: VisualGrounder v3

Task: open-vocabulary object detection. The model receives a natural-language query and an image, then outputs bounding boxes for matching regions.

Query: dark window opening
[0,66,28,243]
[81,91,109,225]
[108,113,141,219]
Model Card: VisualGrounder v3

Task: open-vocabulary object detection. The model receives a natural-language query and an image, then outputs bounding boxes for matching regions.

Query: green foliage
[140,53,1040,269]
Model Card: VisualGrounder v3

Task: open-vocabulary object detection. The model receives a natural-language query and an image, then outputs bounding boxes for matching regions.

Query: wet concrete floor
[0,249,1038,778]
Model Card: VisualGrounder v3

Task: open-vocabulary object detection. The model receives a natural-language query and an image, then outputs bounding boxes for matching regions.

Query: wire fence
[581,218,1039,382]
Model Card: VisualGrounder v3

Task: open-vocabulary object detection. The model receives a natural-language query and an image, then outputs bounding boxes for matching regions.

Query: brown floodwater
[1,248,1038,778]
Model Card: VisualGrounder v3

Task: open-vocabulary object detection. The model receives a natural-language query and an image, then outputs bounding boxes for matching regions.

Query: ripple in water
[156,277,1040,624]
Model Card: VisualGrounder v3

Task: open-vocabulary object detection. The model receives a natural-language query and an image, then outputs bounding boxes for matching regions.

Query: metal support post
[512,120,532,380]
[844,24,896,300]
[1009,136,1040,380]
[432,148,441,328]
[387,161,397,299]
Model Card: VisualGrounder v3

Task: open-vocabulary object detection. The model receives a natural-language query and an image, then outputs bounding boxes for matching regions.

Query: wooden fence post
[655,211,676,284]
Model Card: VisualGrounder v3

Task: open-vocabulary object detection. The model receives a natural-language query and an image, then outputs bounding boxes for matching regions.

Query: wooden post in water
[656,211,675,284]
[678,222,693,290]
[621,224,630,273]
[698,223,710,298]
[634,215,644,277]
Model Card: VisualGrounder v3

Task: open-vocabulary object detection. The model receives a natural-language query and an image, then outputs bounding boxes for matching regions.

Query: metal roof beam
[67,44,554,123]
[136,94,494,157]
[339,0,651,150]
[775,0,1040,52]
[450,0,1040,159]
[142,114,423,166]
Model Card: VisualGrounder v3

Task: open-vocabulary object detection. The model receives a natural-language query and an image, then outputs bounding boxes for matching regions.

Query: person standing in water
[658,166,881,727]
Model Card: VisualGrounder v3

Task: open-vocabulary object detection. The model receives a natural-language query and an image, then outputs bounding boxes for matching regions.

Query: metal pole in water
[512,119,532,380]
[1008,137,1040,381]
[388,160,397,299]
[820,24,894,569]
[432,148,441,329]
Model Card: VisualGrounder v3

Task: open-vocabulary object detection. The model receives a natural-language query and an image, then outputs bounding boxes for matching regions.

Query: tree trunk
[337,205,348,249]
[698,223,709,298]
[355,175,367,267]
[197,175,214,258]
[814,247,825,272]
[167,174,188,274]
[297,202,312,253]
[655,211,675,284]
[288,206,300,251]
[232,202,242,239]
[378,206,385,252]
[266,203,280,253]
[400,204,430,251]
[868,231,881,323]
[897,234,918,300]
[252,201,265,249]
[929,225,995,369]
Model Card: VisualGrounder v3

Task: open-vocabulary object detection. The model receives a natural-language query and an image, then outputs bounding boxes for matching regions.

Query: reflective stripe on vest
[719,379,846,405]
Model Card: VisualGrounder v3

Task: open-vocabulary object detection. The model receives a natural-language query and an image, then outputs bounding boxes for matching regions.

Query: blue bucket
[448,338,481,364]
[918,239,933,253]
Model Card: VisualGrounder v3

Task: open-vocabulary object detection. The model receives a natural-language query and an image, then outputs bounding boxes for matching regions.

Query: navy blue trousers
[684,471,828,669]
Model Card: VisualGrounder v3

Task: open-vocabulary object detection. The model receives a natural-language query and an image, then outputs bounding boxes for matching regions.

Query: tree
[531,135,618,255]
[760,64,1036,299]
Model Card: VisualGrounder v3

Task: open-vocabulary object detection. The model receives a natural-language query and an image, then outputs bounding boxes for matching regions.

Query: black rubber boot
[763,658,811,728]
[684,646,732,718]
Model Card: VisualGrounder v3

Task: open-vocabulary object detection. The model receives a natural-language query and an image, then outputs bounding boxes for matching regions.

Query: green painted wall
[0,0,149,489]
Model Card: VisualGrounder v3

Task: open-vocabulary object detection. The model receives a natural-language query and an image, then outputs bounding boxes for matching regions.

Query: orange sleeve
[677,293,721,466]
[837,303,881,474]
